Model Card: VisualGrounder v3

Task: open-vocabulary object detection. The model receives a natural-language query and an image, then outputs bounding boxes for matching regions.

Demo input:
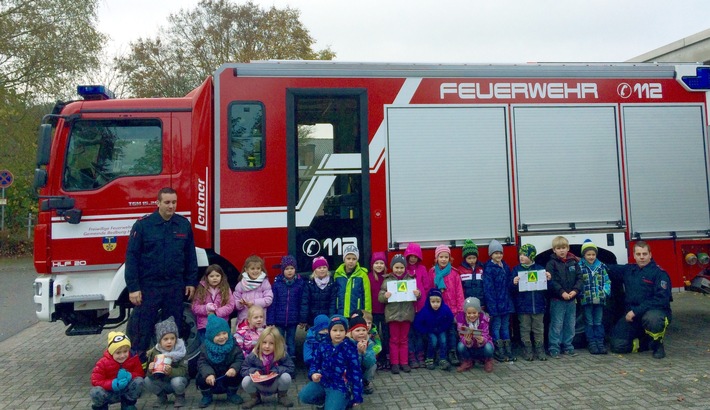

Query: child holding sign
[512,244,551,361]
[378,254,419,374]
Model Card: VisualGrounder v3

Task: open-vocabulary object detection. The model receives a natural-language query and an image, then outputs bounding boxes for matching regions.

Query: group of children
[91,236,610,409]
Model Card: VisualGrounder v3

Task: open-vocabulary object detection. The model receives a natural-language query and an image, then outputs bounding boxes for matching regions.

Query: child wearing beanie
[90,332,145,410]
[299,315,363,408]
[300,256,338,326]
[512,244,550,361]
[196,315,245,407]
[349,315,378,394]
[334,244,372,317]
[369,251,389,370]
[459,239,486,309]
[267,255,305,358]
[578,239,611,355]
[483,239,516,362]
[379,254,418,374]
[456,297,495,373]
[429,244,464,366]
[144,316,189,407]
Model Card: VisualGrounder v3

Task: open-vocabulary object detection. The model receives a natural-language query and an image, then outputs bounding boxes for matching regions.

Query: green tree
[116,0,335,98]
[0,0,106,100]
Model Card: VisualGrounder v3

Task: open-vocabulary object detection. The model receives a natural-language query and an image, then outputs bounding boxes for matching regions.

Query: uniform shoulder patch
[660,280,668,290]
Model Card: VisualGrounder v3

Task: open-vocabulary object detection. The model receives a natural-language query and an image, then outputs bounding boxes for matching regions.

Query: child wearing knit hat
[578,239,611,355]
[144,316,189,407]
[459,239,486,309]
[90,332,145,410]
[349,315,378,394]
[428,244,464,367]
[196,315,245,407]
[299,314,364,408]
[267,255,305,359]
[334,244,372,317]
[456,297,495,373]
[368,251,389,371]
[483,239,516,362]
[303,314,331,366]
[300,256,339,326]
[378,254,419,374]
[512,244,550,361]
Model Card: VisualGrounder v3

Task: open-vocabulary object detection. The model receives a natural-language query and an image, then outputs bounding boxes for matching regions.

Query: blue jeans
[583,304,604,342]
[489,314,511,341]
[408,326,424,356]
[549,299,576,353]
[457,341,494,361]
[277,324,298,358]
[427,332,448,360]
[299,382,349,410]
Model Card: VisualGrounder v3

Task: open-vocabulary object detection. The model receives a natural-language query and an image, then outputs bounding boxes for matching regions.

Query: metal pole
[28,212,33,239]
[1,188,5,231]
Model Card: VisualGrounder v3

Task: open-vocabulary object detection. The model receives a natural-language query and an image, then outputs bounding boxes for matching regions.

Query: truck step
[65,324,103,336]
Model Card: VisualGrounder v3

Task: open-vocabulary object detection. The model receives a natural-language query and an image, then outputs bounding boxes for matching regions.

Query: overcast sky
[98,0,710,63]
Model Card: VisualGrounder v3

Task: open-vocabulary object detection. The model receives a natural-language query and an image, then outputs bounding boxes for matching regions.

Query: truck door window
[62,119,162,191]
[228,102,264,170]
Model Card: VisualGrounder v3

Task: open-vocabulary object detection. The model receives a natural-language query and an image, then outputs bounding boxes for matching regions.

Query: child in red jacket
[90,331,145,410]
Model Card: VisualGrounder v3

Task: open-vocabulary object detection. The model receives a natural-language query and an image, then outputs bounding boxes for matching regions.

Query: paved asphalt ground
[1,267,709,409]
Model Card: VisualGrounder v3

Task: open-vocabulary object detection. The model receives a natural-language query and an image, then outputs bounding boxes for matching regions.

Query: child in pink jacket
[233,255,273,324]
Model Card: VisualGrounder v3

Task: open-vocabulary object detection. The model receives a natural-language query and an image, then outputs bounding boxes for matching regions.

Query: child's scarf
[205,336,235,364]
[261,352,275,374]
[241,271,267,292]
[315,275,330,290]
[154,337,187,362]
[434,263,451,290]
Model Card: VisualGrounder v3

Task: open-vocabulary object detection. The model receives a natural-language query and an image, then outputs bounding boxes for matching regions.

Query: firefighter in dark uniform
[608,241,672,359]
[125,187,198,354]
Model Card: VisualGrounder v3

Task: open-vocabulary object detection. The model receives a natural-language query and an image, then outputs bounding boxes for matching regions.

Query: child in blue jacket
[267,255,305,358]
[303,314,331,366]
[413,288,455,371]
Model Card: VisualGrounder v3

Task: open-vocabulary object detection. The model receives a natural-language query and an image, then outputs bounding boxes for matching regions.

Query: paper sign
[387,279,417,302]
[250,372,278,383]
[517,269,547,292]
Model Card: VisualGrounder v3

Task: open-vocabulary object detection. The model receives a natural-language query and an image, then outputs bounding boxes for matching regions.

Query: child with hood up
[413,288,455,371]
[144,316,189,407]
[303,314,331,366]
[90,332,145,410]
[403,242,431,368]
[267,255,305,358]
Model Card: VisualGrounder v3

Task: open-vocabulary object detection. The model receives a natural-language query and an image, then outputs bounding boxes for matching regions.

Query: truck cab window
[228,102,264,170]
[62,119,162,191]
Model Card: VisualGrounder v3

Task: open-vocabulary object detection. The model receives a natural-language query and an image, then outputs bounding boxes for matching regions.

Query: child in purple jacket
[456,297,494,373]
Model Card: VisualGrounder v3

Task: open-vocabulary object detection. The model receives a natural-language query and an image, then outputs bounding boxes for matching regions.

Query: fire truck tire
[126,302,202,359]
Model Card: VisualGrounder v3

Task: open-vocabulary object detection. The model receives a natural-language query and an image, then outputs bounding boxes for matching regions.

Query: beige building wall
[628,28,710,63]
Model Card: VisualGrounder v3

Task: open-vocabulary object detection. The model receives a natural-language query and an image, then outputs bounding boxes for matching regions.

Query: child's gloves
[117,368,132,382]
[206,303,217,312]
[111,377,129,391]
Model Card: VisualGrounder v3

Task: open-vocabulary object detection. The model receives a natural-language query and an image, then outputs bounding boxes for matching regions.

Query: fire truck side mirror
[36,124,51,166]
[40,196,75,211]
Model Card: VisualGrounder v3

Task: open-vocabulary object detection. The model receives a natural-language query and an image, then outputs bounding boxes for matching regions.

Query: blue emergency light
[77,85,115,100]
[681,67,710,90]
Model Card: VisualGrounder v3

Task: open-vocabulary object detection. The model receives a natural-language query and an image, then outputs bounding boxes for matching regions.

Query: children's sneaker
[227,390,244,404]
[438,359,451,371]
[390,364,401,374]
[173,394,186,408]
[564,349,578,357]
[448,350,461,366]
[425,358,435,370]
[153,393,168,407]
[363,381,374,395]
[550,350,560,359]
[401,364,411,373]
[198,393,213,408]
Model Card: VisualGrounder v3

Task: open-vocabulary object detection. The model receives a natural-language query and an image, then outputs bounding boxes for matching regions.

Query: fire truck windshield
[62,119,163,191]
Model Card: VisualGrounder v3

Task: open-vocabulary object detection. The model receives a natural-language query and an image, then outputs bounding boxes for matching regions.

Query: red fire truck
[33,61,710,341]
